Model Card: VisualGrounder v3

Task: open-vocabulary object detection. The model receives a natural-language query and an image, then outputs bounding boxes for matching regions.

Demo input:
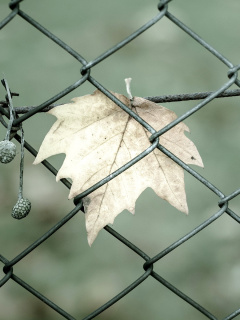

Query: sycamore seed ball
[12,198,31,219]
[0,140,17,164]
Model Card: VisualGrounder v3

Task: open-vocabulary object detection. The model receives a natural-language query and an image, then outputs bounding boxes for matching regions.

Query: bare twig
[145,88,240,103]
[1,89,240,115]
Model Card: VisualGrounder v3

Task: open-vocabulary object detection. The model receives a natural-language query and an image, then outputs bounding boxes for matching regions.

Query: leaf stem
[125,78,133,100]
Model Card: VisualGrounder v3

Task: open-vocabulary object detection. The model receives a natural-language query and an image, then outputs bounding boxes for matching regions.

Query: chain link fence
[0,0,240,319]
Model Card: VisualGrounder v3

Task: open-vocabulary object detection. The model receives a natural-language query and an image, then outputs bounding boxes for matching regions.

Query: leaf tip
[87,232,97,247]
[189,154,204,167]
[33,157,40,165]
[87,238,92,247]
[183,203,189,215]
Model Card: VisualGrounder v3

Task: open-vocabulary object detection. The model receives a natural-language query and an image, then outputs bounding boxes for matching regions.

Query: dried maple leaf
[33,90,203,245]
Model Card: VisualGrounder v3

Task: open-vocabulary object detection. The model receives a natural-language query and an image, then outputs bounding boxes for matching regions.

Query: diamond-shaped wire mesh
[0,1,240,319]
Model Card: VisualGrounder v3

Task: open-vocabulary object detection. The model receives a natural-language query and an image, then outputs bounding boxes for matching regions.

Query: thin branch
[1,88,240,115]
[145,88,240,103]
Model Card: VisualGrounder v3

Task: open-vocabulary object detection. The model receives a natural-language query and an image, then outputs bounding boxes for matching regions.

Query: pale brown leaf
[34,90,203,245]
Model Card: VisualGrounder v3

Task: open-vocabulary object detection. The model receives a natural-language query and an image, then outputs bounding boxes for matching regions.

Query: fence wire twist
[0,0,240,319]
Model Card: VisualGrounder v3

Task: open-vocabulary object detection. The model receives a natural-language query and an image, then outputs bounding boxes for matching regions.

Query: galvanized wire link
[0,264,13,287]
[82,266,153,320]
[165,11,233,68]
[9,0,22,10]
[143,202,228,270]
[13,72,90,126]
[149,73,238,142]
[80,7,168,74]
[18,9,88,65]
[1,1,240,319]
[0,6,18,29]
[11,273,77,320]
[3,202,83,273]
[74,137,159,205]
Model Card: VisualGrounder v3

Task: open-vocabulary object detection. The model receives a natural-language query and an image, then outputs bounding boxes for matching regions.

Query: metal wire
[0,1,240,319]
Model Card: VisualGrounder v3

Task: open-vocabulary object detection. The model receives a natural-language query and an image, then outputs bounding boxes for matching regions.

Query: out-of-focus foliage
[0,1,240,319]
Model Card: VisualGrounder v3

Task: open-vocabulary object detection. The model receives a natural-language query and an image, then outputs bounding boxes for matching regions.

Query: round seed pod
[0,140,16,164]
[12,198,31,219]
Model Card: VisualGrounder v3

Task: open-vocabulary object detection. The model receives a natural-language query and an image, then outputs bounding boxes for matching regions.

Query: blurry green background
[0,1,240,319]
